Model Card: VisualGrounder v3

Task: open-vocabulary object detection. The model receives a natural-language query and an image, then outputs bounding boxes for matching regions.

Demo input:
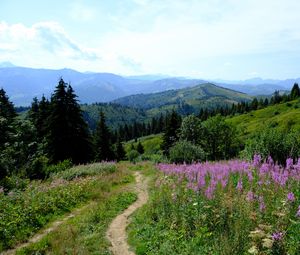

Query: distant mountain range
[0,63,298,106]
[113,83,252,115]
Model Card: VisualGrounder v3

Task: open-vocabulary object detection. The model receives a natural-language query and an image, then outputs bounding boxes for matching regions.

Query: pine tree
[0,88,17,179]
[95,111,114,161]
[161,110,182,155]
[115,139,126,161]
[136,141,144,154]
[46,78,93,163]
[291,83,300,99]
[0,88,16,148]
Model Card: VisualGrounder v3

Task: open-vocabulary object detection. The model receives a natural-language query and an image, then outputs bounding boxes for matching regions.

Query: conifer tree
[46,78,92,163]
[136,141,144,154]
[0,88,16,148]
[95,111,114,161]
[291,83,300,99]
[115,139,126,161]
[161,110,182,155]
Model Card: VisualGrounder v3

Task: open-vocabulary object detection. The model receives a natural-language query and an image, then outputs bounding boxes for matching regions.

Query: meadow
[128,156,300,255]
[0,162,136,254]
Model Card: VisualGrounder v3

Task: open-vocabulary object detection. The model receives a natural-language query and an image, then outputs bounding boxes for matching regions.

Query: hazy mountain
[113,83,252,115]
[0,64,298,106]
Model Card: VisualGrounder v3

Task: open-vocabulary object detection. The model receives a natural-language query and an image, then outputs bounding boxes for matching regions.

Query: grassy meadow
[0,162,137,254]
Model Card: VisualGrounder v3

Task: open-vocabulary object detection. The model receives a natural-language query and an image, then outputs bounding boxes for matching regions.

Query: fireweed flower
[296,205,300,217]
[272,232,284,241]
[246,191,255,202]
[253,154,262,167]
[286,158,294,170]
[236,179,243,191]
[287,192,295,202]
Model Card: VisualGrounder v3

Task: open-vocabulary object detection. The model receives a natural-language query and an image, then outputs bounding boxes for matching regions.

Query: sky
[0,0,300,80]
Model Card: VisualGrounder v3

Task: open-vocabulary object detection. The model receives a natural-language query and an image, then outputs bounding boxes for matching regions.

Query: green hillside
[113,83,252,115]
[227,99,300,139]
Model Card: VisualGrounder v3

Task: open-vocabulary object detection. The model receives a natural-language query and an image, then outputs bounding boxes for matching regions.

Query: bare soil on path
[1,203,93,255]
[106,171,149,255]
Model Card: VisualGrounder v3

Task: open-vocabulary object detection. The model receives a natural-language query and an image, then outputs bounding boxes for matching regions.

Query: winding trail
[106,171,149,255]
[1,203,93,255]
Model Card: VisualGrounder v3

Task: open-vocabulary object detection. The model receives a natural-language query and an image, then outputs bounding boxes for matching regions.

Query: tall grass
[0,162,123,252]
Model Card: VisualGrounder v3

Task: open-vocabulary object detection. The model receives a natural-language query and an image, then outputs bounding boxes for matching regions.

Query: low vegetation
[0,162,134,253]
[129,157,300,255]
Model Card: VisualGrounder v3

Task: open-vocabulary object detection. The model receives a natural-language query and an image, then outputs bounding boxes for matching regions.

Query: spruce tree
[291,83,300,99]
[136,141,144,154]
[161,110,182,155]
[0,88,17,179]
[115,139,126,161]
[46,78,92,163]
[95,111,114,161]
[0,88,16,148]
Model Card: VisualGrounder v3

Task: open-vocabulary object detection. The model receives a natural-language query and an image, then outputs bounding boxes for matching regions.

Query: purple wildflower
[253,154,262,167]
[259,201,266,212]
[236,179,243,191]
[258,196,266,212]
[296,205,300,217]
[272,232,284,241]
[287,192,295,202]
[246,191,255,202]
[286,158,294,170]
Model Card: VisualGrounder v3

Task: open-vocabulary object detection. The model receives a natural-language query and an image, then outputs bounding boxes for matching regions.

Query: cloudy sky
[1,0,300,79]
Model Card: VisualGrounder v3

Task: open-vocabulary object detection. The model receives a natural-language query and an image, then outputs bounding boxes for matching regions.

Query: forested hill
[81,103,147,130]
[113,83,252,113]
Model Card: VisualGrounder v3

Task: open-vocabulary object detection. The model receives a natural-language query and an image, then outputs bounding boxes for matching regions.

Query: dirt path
[106,171,148,255]
[1,203,93,255]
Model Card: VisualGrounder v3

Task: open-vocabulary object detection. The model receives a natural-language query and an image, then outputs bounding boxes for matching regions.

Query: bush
[45,160,73,178]
[0,175,29,192]
[242,128,300,165]
[169,140,206,164]
[127,150,140,163]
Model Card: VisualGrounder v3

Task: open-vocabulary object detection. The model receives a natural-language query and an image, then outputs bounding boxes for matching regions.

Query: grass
[0,162,135,253]
[227,99,300,139]
[16,191,137,255]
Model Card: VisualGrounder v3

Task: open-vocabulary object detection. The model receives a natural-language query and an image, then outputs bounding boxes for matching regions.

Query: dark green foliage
[0,88,16,149]
[136,141,144,154]
[202,115,239,160]
[242,128,300,165]
[290,83,300,100]
[161,110,182,155]
[179,114,203,144]
[28,95,50,141]
[94,111,114,161]
[114,139,126,161]
[47,79,93,164]
[169,140,206,163]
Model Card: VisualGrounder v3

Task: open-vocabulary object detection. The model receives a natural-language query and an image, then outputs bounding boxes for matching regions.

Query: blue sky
[1,0,300,79]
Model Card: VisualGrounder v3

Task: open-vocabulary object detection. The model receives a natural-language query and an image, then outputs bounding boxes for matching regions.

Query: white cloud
[0,21,100,69]
[1,0,300,79]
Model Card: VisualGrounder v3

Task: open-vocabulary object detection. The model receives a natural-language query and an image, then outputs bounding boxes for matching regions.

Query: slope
[113,83,252,115]
[227,99,300,139]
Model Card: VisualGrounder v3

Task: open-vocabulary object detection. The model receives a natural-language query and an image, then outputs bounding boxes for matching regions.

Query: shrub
[127,150,140,163]
[242,128,300,165]
[169,140,206,164]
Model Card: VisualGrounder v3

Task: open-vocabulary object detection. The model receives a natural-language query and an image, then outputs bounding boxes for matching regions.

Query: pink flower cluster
[157,155,300,213]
